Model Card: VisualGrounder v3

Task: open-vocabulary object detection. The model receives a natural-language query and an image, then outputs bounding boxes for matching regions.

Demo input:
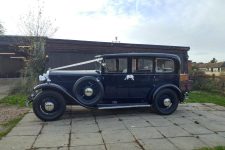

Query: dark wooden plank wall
[46,39,189,73]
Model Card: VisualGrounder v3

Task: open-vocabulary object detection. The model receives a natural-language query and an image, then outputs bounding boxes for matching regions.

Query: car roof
[96,53,180,60]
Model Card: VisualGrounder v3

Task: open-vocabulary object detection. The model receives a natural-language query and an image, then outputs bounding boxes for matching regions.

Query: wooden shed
[46,38,190,73]
[0,36,190,77]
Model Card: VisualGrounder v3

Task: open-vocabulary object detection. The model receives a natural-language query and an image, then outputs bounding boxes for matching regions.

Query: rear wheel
[152,89,179,115]
[73,76,104,106]
[33,90,66,121]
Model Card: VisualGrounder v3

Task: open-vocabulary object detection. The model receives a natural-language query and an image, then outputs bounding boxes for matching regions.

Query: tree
[18,1,57,93]
[210,58,217,63]
[0,23,5,35]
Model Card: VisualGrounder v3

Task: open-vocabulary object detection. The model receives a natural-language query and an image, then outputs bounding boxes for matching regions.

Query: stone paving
[1,103,225,150]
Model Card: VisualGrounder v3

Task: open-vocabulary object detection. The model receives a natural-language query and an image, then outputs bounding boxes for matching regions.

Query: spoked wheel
[33,90,66,121]
[152,89,179,115]
[73,76,104,106]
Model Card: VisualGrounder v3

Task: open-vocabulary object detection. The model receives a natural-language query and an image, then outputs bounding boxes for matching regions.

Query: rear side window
[156,58,174,73]
[132,58,153,73]
[104,58,127,73]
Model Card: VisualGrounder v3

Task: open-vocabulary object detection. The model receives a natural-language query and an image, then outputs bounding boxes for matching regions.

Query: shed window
[156,58,174,73]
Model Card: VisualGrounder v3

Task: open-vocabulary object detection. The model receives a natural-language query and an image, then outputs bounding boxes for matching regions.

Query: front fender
[152,84,182,102]
[33,83,94,109]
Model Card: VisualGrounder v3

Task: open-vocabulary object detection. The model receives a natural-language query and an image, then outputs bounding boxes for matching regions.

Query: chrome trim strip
[98,104,150,110]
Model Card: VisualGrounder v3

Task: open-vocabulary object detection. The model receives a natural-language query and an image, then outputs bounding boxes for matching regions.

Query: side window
[132,58,153,73]
[118,58,127,73]
[156,58,174,73]
[104,59,117,72]
[104,58,127,73]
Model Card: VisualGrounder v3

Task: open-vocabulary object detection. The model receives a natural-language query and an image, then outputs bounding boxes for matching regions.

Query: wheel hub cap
[84,87,93,96]
[44,102,55,112]
[163,98,172,107]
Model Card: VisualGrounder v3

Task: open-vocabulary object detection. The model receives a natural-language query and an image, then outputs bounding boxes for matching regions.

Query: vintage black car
[29,53,189,121]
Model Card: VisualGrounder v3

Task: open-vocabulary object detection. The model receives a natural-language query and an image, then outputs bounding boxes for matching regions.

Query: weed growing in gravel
[0,94,27,107]
[0,117,23,139]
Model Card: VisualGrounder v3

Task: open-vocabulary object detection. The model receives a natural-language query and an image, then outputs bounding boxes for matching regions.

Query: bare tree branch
[0,22,5,35]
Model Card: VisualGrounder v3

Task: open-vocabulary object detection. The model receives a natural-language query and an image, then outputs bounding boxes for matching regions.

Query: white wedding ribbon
[51,58,103,71]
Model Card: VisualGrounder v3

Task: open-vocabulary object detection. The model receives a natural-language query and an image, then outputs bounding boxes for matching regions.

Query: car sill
[98,104,151,110]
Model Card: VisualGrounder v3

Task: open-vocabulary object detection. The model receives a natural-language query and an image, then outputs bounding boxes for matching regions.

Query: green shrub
[190,71,225,94]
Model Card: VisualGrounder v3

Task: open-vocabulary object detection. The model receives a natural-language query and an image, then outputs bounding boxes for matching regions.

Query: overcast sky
[0,0,225,62]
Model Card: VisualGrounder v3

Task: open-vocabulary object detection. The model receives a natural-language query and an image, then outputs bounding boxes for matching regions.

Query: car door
[127,57,155,101]
[102,57,129,100]
[154,58,179,86]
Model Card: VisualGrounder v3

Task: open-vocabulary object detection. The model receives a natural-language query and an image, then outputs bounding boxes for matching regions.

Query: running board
[97,104,150,110]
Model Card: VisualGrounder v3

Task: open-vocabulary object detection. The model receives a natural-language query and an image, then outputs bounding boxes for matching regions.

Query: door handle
[124,75,134,80]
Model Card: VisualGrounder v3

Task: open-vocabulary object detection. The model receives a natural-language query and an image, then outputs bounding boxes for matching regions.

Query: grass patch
[0,94,27,107]
[0,116,23,139]
[196,146,225,150]
[188,91,225,107]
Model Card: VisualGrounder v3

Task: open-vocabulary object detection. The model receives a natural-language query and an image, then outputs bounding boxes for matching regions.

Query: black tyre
[152,89,179,115]
[33,90,66,121]
[73,76,104,106]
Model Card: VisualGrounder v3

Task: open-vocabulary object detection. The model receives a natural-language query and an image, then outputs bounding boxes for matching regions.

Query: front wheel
[152,89,179,115]
[33,90,66,121]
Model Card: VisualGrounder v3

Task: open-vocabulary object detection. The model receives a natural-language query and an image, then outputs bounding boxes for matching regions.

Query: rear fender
[149,84,182,103]
[33,83,94,109]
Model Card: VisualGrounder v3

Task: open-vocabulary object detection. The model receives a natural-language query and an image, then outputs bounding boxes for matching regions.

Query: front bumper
[184,92,189,100]
[26,90,39,107]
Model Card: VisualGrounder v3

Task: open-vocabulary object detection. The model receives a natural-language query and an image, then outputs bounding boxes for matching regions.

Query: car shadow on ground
[61,106,157,120]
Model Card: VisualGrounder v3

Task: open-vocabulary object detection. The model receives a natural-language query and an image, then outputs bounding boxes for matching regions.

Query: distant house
[194,62,225,76]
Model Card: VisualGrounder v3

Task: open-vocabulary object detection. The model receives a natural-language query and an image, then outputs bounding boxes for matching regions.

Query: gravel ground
[0,104,29,124]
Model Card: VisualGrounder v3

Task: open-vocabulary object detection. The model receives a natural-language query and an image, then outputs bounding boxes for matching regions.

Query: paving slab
[45,119,71,126]
[167,117,194,125]
[41,125,71,134]
[7,124,42,136]
[139,138,178,150]
[102,129,135,143]
[34,133,69,148]
[181,123,214,135]
[199,134,225,147]
[0,135,36,150]
[0,103,225,150]
[148,118,174,127]
[123,119,150,128]
[169,137,206,150]
[97,119,127,131]
[130,127,163,139]
[212,105,225,111]
[156,126,190,138]
[70,132,103,146]
[211,111,225,118]
[218,132,225,138]
[35,147,68,150]
[198,120,225,132]
[70,145,105,150]
[71,122,99,133]
[106,142,142,150]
